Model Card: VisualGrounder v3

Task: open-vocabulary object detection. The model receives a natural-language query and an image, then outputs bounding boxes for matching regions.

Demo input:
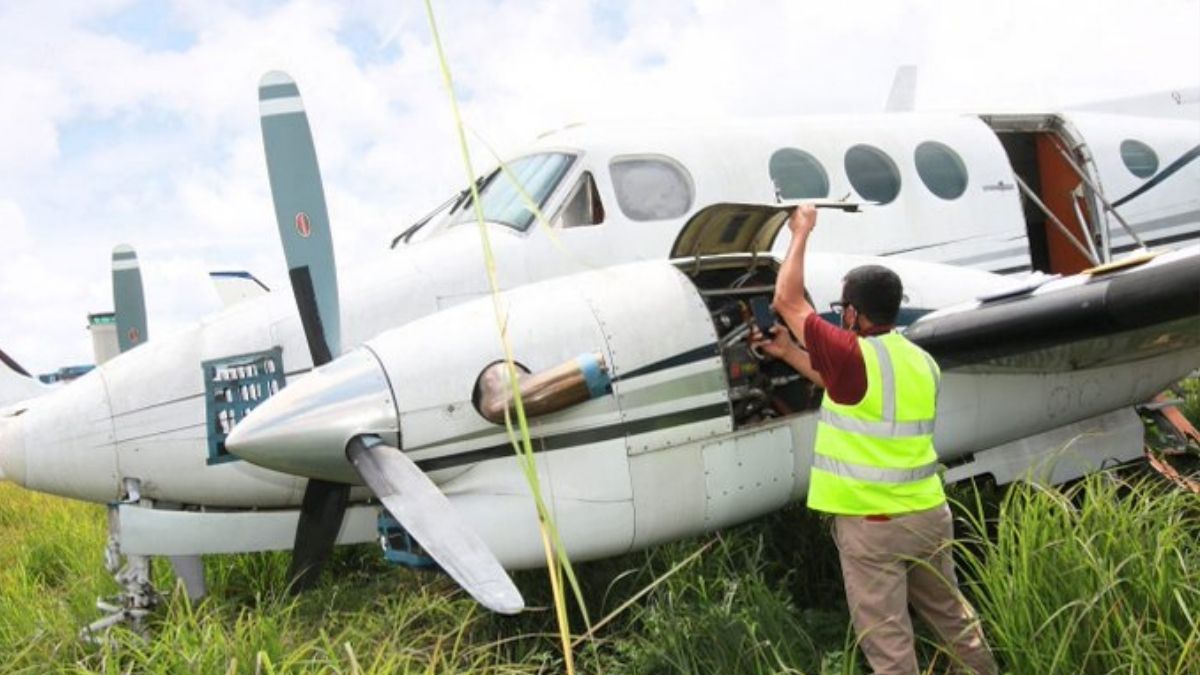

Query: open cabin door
[982,114,1105,275]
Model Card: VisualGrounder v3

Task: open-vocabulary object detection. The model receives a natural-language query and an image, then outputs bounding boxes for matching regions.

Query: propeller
[348,435,523,614]
[112,244,148,352]
[259,71,349,591]
[254,72,524,612]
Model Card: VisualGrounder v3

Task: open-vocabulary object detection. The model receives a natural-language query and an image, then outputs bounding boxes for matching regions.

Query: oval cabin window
[769,148,830,199]
[1120,140,1158,179]
[845,144,901,204]
[914,141,968,200]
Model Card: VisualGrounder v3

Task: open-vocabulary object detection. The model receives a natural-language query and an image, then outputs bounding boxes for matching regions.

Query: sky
[1,0,1198,375]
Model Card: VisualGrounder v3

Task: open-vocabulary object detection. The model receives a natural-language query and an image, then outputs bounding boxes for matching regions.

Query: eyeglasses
[830,301,850,315]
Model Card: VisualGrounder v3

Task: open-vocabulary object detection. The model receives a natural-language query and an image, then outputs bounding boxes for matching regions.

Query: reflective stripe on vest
[818,408,935,437]
[812,454,940,483]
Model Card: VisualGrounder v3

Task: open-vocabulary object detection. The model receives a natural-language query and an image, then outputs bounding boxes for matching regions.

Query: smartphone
[749,297,777,336]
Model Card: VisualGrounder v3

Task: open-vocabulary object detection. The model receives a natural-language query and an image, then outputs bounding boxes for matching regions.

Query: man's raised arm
[773,204,818,348]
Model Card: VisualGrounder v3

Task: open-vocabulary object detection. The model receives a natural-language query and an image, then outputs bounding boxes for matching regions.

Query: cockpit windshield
[449,152,576,231]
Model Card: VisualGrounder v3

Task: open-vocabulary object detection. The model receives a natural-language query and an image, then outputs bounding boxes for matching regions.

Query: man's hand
[788,203,817,238]
[751,322,824,388]
[751,324,795,361]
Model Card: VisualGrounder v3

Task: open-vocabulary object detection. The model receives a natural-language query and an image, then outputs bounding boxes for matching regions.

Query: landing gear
[81,499,161,642]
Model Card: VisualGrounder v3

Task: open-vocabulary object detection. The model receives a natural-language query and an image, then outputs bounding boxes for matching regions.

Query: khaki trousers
[833,504,997,675]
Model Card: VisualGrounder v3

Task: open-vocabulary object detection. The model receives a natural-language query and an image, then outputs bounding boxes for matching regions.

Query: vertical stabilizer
[885,65,918,112]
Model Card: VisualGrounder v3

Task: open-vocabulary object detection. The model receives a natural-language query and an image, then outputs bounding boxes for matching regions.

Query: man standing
[759,204,997,675]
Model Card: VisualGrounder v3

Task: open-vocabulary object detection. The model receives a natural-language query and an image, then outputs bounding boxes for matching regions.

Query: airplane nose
[224,347,398,483]
[0,416,27,485]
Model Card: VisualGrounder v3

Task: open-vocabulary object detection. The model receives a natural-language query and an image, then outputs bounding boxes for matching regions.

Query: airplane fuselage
[0,227,1005,509]
[407,111,1200,277]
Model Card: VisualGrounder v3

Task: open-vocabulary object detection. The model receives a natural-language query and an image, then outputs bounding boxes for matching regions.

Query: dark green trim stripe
[259,83,301,100]
[1112,144,1200,208]
[415,402,730,472]
[613,343,720,382]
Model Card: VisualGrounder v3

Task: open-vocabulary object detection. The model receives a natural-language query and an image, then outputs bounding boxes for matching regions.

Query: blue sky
[1,0,1198,374]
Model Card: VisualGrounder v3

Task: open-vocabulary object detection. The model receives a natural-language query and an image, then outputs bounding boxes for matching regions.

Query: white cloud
[0,0,1197,373]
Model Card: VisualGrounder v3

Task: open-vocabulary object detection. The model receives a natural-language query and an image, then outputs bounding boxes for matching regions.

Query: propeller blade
[287,478,351,592]
[347,435,525,615]
[259,71,349,590]
[112,244,148,352]
[259,70,340,365]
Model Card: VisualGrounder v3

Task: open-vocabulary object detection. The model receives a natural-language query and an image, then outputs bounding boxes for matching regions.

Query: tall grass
[4,441,1199,672]
[1178,376,1200,432]
[0,484,555,674]
[0,484,111,670]
[598,530,842,674]
[955,472,1200,674]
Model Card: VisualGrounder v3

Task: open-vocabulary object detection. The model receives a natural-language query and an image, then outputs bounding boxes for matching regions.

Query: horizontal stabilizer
[210,271,271,308]
[347,435,525,615]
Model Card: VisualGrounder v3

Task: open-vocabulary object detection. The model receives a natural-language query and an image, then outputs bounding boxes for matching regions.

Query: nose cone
[225,348,398,483]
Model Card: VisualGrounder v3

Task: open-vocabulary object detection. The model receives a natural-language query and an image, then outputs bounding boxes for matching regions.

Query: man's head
[840,265,903,331]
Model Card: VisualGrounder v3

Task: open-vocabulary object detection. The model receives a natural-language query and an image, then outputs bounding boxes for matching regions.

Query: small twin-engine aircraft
[1,73,1197,629]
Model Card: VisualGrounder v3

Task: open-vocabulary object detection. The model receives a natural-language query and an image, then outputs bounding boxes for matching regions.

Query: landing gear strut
[81,480,161,642]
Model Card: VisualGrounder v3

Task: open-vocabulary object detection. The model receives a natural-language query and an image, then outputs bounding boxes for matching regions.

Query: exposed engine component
[681,259,823,427]
[474,352,612,424]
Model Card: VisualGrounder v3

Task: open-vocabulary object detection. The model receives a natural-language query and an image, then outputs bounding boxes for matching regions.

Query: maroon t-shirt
[802,313,894,406]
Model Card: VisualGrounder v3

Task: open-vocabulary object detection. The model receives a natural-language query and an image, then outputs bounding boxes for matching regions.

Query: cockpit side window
[609,155,694,221]
[450,152,576,231]
[555,171,605,228]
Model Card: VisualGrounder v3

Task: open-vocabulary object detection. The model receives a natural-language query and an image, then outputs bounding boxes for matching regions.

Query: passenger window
[845,144,901,204]
[610,155,694,221]
[914,141,968,200]
[1120,140,1158,178]
[769,148,829,199]
[556,172,605,228]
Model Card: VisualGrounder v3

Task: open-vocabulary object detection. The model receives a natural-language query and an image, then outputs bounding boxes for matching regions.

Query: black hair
[841,265,903,325]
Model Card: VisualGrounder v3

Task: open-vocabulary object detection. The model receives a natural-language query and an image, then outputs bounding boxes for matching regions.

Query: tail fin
[0,348,48,409]
[884,65,917,112]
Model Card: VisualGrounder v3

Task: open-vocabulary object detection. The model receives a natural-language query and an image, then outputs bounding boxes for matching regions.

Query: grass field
[2,436,1198,673]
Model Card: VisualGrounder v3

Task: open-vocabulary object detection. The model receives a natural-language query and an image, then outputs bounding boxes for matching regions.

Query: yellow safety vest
[807,332,946,515]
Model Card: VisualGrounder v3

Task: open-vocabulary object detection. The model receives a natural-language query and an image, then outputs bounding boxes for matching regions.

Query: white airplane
[1,73,1197,629]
